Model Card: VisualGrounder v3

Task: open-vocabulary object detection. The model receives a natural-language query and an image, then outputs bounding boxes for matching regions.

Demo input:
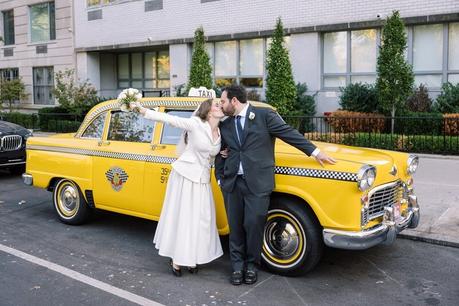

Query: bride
[131,99,224,276]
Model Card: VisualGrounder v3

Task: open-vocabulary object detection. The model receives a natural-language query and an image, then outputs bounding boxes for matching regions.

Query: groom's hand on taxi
[314,151,337,167]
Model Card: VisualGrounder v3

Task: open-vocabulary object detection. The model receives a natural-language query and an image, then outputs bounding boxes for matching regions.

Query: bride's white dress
[144,109,223,266]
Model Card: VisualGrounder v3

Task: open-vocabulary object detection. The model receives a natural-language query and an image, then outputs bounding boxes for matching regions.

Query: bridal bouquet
[117,88,142,112]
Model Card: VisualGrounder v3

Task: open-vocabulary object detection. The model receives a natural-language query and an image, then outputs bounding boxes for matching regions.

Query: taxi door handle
[98,140,110,146]
[151,144,166,150]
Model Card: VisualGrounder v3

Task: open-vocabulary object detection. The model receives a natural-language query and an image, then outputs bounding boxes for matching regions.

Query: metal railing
[283,115,459,155]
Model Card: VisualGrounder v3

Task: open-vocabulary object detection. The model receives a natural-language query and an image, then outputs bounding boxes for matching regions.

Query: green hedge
[342,133,398,150]
[47,120,81,133]
[0,112,38,129]
[393,112,443,135]
[321,132,459,154]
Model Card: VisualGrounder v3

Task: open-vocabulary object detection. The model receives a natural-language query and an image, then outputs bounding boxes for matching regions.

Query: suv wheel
[261,198,323,276]
[53,179,91,225]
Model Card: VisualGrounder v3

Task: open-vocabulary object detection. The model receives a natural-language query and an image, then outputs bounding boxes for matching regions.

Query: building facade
[2,0,459,113]
[0,0,74,111]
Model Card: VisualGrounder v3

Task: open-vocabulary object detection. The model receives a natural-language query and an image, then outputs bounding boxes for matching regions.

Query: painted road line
[0,243,163,306]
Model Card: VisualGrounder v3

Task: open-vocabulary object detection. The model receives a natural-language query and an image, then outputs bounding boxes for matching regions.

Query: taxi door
[92,110,155,217]
[143,108,194,218]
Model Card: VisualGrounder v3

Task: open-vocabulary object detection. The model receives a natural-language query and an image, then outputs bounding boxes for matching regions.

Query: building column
[169,44,189,95]
[76,52,101,91]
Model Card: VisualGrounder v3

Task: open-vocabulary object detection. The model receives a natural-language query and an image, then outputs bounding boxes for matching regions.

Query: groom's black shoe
[244,270,257,285]
[230,271,243,285]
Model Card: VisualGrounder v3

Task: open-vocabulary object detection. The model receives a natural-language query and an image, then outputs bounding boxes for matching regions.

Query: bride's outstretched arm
[133,103,196,131]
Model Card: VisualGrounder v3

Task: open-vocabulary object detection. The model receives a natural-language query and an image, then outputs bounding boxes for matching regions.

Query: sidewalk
[398,154,459,248]
[28,132,459,248]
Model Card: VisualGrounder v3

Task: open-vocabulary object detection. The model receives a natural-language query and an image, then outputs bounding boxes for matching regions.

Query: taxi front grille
[368,181,403,220]
[0,135,22,151]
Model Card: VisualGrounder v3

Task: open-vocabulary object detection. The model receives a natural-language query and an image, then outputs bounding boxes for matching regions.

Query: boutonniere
[249,112,256,120]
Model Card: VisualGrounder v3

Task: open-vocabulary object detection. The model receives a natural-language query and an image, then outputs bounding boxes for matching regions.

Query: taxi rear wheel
[261,198,323,276]
[53,179,91,225]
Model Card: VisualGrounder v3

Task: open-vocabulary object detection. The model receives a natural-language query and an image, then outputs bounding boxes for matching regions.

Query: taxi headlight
[407,155,419,175]
[357,165,376,191]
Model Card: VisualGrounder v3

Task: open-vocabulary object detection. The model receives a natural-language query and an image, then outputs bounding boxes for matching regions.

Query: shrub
[0,78,28,112]
[435,82,459,113]
[343,133,398,150]
[38,106,70,131]
[186,27,213,93]
[339,82,379,113]
[0,112,38,129]
[443,113,459,136]
[53,68,99,116]
[265,17,297,115]
[396,135,459,154]
[406,84,432,112]
[376,11,414,131]
[394,112,443,135]
[47,119,81,133]
[327,110,386,133]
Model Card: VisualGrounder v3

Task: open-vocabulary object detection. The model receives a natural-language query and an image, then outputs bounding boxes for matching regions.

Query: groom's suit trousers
[225,175,270,271]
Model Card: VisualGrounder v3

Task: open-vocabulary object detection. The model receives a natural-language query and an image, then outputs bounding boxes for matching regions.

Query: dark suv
[0,120,32,174]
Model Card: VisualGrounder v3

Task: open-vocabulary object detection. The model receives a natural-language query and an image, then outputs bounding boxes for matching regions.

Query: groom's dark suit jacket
[215,104,317,196]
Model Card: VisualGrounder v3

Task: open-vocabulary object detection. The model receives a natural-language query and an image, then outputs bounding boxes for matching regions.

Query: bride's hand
[220,148,229,159]
[130,102,145,114]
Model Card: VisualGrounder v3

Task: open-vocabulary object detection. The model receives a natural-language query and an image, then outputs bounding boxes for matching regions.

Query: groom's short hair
[224,85,247,104]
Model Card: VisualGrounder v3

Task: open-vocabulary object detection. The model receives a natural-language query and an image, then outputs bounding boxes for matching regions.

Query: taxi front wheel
[53,179,91,225]
[261,198,323,276]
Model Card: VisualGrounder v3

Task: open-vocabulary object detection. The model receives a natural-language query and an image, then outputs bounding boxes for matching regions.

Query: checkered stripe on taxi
[275,166,358,182]
[27,145,177,164]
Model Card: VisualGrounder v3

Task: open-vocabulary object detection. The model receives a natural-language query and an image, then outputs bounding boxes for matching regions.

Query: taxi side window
[160,110,193,145]
[81,112,107,139]
[107,111,155,143]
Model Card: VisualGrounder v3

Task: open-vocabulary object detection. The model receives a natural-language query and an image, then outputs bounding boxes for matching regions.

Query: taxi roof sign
[188,87,216,98]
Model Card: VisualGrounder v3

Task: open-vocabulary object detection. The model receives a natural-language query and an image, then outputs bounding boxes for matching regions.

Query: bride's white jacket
[144,109,220,183]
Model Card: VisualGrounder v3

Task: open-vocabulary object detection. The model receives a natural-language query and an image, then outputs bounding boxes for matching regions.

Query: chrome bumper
[22,173,33,185]
[323,194,420,250]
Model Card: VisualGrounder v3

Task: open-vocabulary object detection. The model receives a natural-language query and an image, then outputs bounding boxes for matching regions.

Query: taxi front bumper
[323,194,420,250]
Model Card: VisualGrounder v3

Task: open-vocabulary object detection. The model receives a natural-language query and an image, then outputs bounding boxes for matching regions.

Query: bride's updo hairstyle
[182,98,214,145]
[194,98,214,121]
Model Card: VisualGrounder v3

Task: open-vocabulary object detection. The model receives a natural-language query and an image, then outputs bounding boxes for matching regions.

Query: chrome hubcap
[264,217,300,259]
[59,184,78,216]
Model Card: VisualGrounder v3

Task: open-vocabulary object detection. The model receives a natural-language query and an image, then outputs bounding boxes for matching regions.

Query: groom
[215,85,336,285]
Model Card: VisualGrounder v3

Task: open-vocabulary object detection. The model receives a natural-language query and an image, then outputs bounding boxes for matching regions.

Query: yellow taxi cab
[22,97,420,276]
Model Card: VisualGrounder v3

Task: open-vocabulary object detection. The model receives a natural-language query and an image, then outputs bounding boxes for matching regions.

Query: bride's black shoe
[187,266,198,274]
[170,259,181,277]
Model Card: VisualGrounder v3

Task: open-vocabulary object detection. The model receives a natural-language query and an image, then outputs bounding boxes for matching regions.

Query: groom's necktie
[235,115,244,145]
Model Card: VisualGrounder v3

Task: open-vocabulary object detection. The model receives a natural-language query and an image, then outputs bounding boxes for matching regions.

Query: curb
[398,233,459,249]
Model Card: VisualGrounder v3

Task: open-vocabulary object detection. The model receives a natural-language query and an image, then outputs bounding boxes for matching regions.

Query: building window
[2,10,15,45]
[117,51,170,90]
[30,2,55,43]
[322,29,377,88]
[412,24,443,88]
[0,68,19,81]
[447,23,459,84]
[410,23,459,89]
[33,67,54,105]
[205,38,265,88]
[87,1,122,8]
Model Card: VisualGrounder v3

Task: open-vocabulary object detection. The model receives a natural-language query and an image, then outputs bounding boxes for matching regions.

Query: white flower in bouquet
[118,88,142,112]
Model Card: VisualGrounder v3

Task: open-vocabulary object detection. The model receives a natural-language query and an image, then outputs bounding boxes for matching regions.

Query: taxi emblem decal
[105,167,129,191]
